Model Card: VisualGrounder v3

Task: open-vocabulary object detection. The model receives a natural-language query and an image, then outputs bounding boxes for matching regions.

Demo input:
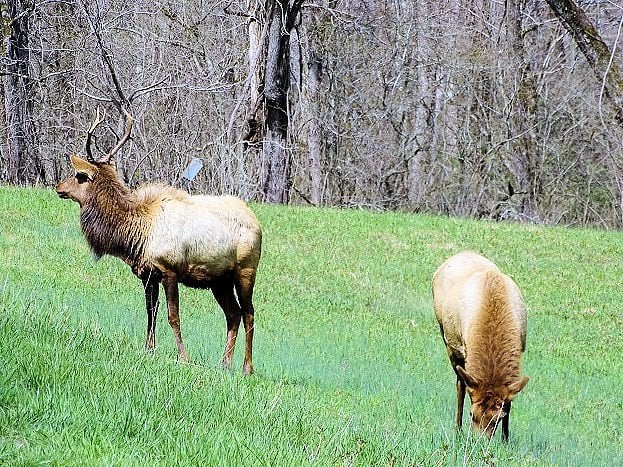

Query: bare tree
[545,0,623,223]
[503,0,542,220]
[1,0,622,227]
[1,0,44,184]
[260,0,304,204]
[298,5,325,205]
[545,0,623,122]
[408,0,432,209]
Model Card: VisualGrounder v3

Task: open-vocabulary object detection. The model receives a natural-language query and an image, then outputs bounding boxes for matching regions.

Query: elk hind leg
[450,354,466,430]
[234,267,257,375]
[211,278,242,370]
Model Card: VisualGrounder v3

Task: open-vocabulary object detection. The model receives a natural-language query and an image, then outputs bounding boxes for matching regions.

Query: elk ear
[456,365,480,389]
[70,155,98,181]
[506,376,530,399]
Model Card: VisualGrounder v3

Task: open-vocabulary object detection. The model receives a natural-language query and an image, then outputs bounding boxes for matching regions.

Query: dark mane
[468,272,523,388]
[80,164,151,264]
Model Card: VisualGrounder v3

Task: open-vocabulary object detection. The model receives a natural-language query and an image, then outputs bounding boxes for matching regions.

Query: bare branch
[79,0,128,106]
[85,107,106,162]
[101,107,134,163]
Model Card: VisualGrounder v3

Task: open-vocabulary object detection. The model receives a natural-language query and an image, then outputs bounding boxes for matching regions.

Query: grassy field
[1,186,622,466]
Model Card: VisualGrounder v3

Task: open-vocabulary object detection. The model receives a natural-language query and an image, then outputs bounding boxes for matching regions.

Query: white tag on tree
[182,158,203,182]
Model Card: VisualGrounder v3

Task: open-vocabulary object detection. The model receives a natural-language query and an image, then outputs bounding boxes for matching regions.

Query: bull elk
[56,109,262,374]
[432,251,530,440]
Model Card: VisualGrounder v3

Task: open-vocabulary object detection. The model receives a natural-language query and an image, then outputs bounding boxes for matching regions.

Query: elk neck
[466,274,523,389]
[80,170,151,264]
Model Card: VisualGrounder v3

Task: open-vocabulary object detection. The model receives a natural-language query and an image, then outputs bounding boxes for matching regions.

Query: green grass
[1,186,622,465]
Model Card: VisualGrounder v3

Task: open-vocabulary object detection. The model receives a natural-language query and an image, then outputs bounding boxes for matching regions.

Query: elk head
[456,366,530,438]
[56,108,134,206]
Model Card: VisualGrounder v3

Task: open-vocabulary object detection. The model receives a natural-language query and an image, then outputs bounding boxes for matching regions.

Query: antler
[99,107,134,163]
[85,107,106,162]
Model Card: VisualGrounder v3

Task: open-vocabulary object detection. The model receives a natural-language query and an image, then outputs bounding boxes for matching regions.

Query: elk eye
[76,172,90,184]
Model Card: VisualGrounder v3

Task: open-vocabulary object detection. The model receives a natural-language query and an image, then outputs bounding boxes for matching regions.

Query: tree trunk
[505,0,540,220]
[242,0,268,199]
[247,0,265,118]
[261,0,302,204]
[1,0,43,185]
[407,0,433,208]
[300,11,323,205]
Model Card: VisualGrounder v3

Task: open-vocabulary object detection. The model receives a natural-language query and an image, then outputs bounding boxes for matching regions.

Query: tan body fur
[57,155,262,374]
[432,251,529,440]
[140,188,261,282]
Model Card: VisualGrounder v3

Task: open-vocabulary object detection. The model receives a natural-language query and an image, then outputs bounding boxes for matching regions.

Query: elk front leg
[141,271,160,353]
[162,271,188,363]
[502,400,511,441]
[456,375,466,430]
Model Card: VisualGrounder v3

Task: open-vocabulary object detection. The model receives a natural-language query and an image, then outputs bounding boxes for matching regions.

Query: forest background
[2,0,623,228]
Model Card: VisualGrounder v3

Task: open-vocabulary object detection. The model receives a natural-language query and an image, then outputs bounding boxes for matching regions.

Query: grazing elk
[432,251,529,440]
[56,109,262,374]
